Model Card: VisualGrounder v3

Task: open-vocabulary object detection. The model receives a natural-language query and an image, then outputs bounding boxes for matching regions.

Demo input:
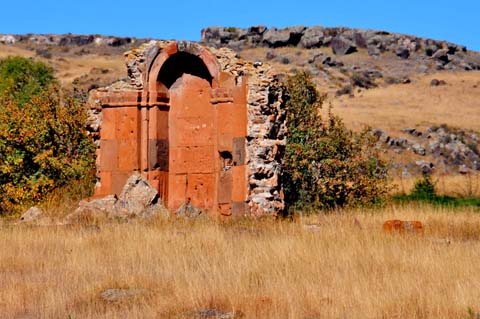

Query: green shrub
[0,56,55,105]
[282,72,390,213]
[394,175,480,208]
[411,175,437,200]
[0,57,95,214]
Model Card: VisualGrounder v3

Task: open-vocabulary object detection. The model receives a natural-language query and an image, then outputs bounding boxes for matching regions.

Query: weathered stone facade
[89,41,286,216]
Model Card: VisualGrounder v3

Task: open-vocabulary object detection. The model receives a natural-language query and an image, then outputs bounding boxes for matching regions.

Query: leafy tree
[282,72,390,212]
[0,57,95,214]
[0,56,55,105]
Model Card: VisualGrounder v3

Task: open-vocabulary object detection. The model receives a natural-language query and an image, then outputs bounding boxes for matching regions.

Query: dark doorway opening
[158,52,213,89]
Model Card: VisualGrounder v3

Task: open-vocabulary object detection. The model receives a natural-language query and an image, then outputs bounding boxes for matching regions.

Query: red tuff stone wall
[89,40,286,216]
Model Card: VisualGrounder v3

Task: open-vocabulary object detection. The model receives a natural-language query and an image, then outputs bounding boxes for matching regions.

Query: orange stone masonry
[89,41,287,216]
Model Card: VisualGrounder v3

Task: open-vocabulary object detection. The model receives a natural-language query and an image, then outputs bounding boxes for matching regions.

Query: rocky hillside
[0,33,147,48]
[201,26,480,71]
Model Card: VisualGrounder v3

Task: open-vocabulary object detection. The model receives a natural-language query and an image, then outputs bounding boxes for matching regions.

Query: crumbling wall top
[119,40,282,92]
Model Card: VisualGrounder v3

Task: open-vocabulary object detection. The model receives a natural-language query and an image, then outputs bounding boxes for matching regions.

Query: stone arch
[146,41,220,98]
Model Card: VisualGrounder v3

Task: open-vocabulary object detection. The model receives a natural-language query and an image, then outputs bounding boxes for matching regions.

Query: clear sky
[1,0,479,51]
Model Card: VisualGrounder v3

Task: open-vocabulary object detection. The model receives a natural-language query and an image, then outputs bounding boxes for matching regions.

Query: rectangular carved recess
[147,92,170,107]
[233,137,246,166]
[218,171,233,204]
[149,139,169,170]
[210,88,234,104]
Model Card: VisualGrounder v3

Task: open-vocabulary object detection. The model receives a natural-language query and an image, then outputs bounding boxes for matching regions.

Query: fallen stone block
[383,220,424,234]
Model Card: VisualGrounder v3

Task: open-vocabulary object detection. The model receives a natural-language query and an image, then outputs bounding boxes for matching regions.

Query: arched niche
[144,41,221,211]
[158,52,213,90]
[146,41,220,99]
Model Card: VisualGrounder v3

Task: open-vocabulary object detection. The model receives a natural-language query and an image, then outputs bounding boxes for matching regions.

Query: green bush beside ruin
[282,72,390,213]
[0,57,95,214]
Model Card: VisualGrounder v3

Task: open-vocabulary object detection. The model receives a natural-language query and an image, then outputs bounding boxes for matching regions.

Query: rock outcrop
[201,26,480,71]
[373,126,480,175]
[0,33,141,47]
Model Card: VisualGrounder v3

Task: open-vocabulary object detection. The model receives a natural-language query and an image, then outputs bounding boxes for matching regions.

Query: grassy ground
[392,173,480,198]
[331,72,480,133]
[1,205,480,319]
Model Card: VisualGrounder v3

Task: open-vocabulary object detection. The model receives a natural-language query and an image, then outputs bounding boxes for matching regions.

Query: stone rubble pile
[65,173,168,223]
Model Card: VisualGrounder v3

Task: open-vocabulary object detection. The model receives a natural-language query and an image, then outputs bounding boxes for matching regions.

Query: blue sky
[1,0,479,51]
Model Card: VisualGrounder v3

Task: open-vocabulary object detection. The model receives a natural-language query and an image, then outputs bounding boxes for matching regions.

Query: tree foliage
[282,72,390,212]
[0,57,95,214]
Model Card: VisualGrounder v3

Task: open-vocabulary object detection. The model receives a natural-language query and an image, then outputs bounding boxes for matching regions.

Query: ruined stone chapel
[89,40,287,216]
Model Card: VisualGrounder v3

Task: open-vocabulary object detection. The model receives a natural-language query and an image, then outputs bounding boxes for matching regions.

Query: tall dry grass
[1,205,480,318]
[392,173,480,197]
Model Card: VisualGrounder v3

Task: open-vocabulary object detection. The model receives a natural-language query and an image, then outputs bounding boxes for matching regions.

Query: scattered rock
[372,128,385,138]
[99,288,148,303]
[459,165,473,175]
[415,160,434,174]
[412,143,426,156]
[184,309,243,319]
[278,56,290,64]
[321,56,344,67]
[430,79,447,86]
[350,71,377,89]
[396,46,410,59]
[336,85,353,97]
[176,201,204,218]
[0,35,16,44]
[253,61,263,67]
[304,224,321,232]
[20,206,43,222]
[265,51,276,60]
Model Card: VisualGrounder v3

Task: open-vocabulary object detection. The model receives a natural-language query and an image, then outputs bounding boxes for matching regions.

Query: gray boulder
[20,206,43,222]
[67,173,168,223]
[412,144,426,156]
[396,46,410,59]
[184,309,242,319]
[299,26,325,48]
[416,161,434,174]
[116,174,159,216]
[432,49,450,64]
[331,36,357,55]
[263,26,306,48]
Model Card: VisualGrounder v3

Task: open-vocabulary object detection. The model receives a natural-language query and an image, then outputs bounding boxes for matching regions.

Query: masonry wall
[89,41,286,216]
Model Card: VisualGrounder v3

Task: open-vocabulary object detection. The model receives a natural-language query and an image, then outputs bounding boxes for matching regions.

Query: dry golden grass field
[1,205,480,319]
[331,72,480,133]
[1,40,480,319]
